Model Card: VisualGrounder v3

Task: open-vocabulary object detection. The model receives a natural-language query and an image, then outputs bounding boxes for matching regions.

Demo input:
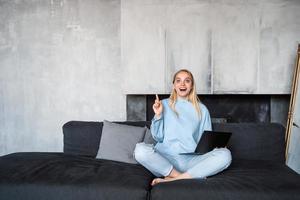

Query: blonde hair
[169,69,201,118]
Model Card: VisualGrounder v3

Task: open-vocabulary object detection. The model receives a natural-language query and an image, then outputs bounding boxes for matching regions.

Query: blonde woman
[134,69,232,186]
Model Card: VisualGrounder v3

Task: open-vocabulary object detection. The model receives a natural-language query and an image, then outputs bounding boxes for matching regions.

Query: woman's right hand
[153,94,163,118]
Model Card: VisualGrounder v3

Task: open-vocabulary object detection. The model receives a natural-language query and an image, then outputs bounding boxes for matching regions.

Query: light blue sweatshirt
[151,98,212,156]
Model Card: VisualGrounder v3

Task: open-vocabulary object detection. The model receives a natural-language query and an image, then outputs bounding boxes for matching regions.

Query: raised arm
[150,95,164,142]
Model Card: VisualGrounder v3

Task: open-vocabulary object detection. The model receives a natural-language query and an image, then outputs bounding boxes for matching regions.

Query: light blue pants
[134,142,232,178]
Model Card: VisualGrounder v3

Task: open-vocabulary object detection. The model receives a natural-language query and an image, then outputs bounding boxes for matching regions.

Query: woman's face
[173,71,193,99]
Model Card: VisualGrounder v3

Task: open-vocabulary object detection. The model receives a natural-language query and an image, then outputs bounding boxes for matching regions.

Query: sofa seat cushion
[150,159,300,200]
[0,152,154,200]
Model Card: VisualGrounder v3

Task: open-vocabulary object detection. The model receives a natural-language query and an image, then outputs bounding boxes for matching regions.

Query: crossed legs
[134,143,232,186]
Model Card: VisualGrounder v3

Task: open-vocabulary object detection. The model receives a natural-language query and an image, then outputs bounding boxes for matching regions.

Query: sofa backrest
[63,121,103,157]
[213,123,286,163]
[63,121,285,163]
[63,121,150,157]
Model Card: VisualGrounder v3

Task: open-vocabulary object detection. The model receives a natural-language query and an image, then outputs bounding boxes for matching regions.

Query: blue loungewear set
[134,98,232,178]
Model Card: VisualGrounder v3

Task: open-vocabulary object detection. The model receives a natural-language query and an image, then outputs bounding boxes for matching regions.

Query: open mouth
[179,88,187,92]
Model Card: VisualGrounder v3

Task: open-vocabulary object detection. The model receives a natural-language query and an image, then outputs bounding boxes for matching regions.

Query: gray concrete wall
[0,0,124,155]
[0,0,300,156]
[122,0,300,94]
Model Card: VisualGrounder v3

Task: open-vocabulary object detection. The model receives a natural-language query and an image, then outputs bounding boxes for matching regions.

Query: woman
[134,69,231,186]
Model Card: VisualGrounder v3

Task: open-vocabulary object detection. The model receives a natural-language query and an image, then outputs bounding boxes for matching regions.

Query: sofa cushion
[143,128,157,144]
[150,159,300,200]
[63,121,285,163]
[96,120,147,164]
[63,121,150,159]
[212,123,286,162]
[0,152,154,200]
[63,121,103,157]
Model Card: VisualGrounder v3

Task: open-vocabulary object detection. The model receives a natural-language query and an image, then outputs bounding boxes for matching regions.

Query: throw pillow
[143,127,157,145]
[96,120,147,164]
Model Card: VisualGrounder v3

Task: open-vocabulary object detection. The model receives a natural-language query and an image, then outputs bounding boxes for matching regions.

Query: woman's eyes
[175,79,192,84]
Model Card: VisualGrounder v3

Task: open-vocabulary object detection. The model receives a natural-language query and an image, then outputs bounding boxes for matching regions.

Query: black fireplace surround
[127,94,290,125]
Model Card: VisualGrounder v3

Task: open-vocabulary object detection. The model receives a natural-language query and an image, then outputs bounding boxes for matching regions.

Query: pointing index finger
[155,94,159,101]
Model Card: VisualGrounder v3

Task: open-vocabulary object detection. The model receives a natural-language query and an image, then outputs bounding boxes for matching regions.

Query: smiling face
[173,71,193,99]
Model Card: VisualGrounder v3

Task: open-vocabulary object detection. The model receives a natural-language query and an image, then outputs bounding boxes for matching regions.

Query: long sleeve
[150,115,164,142]
[196,104,212,142]
[203,108,212,131]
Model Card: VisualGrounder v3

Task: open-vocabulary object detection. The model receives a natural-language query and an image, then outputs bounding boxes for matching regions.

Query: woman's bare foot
[150,168,181,185]
[151,178,167,186]
[151,172,193,186]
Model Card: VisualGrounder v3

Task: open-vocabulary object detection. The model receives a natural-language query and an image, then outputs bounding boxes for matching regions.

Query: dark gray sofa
[0,121,300,200]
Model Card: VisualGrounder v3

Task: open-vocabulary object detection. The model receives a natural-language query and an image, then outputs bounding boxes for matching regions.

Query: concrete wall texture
[122,0,300,94]
[0,0,124,154]
[0,0,300,159]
